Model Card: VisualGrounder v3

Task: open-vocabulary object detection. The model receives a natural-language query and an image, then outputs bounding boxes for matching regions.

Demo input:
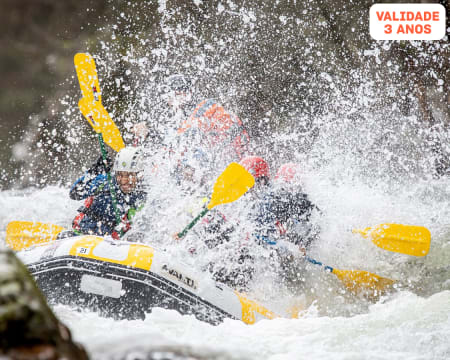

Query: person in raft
[65,147,147,240]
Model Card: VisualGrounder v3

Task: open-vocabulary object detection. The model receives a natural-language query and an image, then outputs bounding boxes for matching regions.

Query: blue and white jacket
[70,156,146,237]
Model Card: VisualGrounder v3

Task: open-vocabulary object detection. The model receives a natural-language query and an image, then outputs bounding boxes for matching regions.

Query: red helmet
[239,156,270,179]
[275,163,300,183]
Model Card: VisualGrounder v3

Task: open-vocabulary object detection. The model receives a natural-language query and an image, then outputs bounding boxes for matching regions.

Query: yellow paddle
[74,52,125,152]
[177,162,255,239]
[6,221,66,251]
[353,223,431,257]
[306,257,395,296]
[75,52,124,224]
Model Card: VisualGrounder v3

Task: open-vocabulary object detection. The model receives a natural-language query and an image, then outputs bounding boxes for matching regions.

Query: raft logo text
[370,3,446,40]
[161,264,198,289]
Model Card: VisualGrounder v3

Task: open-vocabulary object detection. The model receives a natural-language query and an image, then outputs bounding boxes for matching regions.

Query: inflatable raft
[16,235,284,325]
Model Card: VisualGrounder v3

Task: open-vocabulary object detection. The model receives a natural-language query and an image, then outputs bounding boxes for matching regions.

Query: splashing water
[2,1,449,359]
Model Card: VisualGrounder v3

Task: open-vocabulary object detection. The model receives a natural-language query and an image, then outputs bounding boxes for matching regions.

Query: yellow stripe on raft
[69,236,154,271]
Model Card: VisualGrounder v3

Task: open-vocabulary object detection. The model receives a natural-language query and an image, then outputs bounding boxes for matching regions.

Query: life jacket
[72,196,94,232]
[72,178,146,238]
[177,99,250,161]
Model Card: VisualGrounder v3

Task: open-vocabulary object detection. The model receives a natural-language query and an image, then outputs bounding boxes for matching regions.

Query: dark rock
[0,250,89,360]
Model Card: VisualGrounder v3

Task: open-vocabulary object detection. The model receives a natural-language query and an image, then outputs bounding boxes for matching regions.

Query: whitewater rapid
[1,0,448,357]
[57,290,450,360]
[1,172,449,359]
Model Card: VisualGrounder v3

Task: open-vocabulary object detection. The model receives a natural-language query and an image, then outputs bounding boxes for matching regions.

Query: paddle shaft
[306,257,334,273]
[98,133,121,226]
[177,207,209,239]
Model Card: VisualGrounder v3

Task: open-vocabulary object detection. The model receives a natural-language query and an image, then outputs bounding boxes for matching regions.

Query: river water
[1,166,449,359]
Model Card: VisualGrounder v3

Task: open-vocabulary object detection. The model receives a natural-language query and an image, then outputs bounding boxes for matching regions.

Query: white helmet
[113,147,144,173]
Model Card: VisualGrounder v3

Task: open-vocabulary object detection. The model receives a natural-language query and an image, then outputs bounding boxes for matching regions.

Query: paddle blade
[332,268,395,295]
[207,163,255,210]
[78,97,101,133]
[354,224,431,257]
[6,221,65,251]
[78,97,125,152]
[75,53,125,152]
[74,53,102,102]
